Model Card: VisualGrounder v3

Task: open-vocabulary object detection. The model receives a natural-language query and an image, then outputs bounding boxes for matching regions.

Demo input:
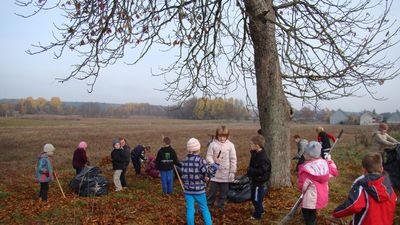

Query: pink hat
[187,138,201,153]
[78,141,88,149]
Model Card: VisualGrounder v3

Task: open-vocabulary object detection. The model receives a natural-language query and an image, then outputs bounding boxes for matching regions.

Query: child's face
[250,143,259,151]
[120,139,126,146]
[217,135,227,143]
[114,143,121,149]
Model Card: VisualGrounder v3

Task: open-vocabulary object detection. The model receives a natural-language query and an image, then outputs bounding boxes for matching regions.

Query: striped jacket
[181,154,218,195]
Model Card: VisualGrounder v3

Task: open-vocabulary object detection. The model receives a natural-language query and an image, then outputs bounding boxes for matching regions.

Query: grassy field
[0,116,398,225]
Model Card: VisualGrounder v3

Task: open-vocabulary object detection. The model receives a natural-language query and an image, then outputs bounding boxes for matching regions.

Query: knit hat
[112,139,120,147]
[187,138,201,153]
[43,143,55,153]
[304,141,321,158]
[78,141,87,149]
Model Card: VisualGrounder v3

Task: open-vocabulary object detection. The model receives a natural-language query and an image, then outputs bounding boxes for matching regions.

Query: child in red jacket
[332,152,397,225]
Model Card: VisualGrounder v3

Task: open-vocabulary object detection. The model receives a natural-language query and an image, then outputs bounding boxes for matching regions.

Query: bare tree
[16,0,400,187]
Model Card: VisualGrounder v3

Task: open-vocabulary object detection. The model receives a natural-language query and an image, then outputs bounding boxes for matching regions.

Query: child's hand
[229,173,235,181]
[210,162,219,171]
[325,153,332,160]
[44,171,50,177]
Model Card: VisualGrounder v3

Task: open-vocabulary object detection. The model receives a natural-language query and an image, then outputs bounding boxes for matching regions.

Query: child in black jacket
[247,135,271,220]
[155,137,180,194]
[111,139,125,192]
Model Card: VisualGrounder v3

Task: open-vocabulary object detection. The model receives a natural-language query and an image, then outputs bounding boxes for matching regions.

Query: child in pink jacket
[297,141,338,225]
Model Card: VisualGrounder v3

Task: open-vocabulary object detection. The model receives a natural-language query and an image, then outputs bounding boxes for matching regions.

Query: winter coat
[155,145,179,171]
[333,174,397,225]
[298,158,338,209]
[371,130,399,154]
[247,148,271,186]
[35,153,54,183]
[72,148,88,169]
[317,131,336,150]
[122,145,131,168]
[131,145,146,162]
[111,148,125,170]
[181,154,218,195]
[145,155,160,178]
[206,139,237,183]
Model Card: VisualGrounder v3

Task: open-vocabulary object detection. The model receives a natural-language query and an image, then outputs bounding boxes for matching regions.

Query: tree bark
[245,0,292,188]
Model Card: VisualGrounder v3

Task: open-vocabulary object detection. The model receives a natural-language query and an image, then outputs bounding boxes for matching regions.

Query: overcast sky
[1,1,399,114]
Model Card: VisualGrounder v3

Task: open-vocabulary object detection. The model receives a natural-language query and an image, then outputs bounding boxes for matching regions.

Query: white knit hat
[43,143,55,153]
[187,138,201,153]
[304,141,321,158]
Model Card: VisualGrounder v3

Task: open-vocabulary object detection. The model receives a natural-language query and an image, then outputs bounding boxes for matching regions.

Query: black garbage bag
[384,144,400,190]
[227,175,251,203]
[69,166,109,197]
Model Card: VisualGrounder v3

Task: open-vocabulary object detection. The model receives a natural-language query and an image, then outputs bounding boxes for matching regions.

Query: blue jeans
[251,184,266,219]
[185,193,212,225]
[160,170,174,194]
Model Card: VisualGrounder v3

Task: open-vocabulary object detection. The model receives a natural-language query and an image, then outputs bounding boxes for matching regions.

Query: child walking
[35,143,56,201]
[246,135,271,220]
[155,137,179,194]
[298,141,338,225]
[206,125,237,211]
[181,138,219,225]
[111,139,125,192]
[332,152,397,225]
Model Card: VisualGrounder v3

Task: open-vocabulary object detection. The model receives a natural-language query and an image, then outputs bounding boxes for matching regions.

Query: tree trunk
[245,0,292,188]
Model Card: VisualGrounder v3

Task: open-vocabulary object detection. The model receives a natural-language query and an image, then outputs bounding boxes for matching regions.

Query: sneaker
[250,216,261,220]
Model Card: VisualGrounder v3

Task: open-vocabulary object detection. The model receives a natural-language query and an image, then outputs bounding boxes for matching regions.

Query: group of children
[35,123,398,224]
[293,123,398,225]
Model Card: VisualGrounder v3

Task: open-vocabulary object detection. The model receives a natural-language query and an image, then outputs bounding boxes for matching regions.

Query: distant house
[387,111,400,124]
[329,110,348,124]
[360,112,375,125]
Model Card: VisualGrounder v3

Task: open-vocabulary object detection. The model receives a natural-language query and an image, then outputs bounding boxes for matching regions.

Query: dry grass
[0,116,398,224]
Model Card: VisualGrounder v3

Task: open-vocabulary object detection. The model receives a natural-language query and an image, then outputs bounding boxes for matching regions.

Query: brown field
[0,116,398,225]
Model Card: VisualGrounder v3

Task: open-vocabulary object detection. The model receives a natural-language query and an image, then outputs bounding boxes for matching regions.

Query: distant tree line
[0,97,251,120]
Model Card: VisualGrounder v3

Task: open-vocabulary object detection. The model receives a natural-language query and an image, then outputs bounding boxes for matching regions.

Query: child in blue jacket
[35,143,56,201]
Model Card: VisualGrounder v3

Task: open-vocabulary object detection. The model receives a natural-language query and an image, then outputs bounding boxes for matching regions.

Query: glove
[44,171,50,177]
[210,163,220,172]
[325,153,332,160]
[228,173,235,181]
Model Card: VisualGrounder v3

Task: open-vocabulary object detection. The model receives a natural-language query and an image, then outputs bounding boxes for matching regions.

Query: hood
[302,158,331,183]
[38,152,49,159]
[358,174,393,203]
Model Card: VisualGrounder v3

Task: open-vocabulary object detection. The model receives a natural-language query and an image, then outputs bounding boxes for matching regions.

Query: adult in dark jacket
[247,135,271,220]
[316,126,336,159]
[131,144,148,175]
[119,138,131,188]
[72,141,89,175]
[111,139,125,192]
[155,137,180,194]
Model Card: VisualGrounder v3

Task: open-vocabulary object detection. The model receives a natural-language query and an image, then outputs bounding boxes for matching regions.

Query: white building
[360,112,375,125]
[329,110,348,124]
